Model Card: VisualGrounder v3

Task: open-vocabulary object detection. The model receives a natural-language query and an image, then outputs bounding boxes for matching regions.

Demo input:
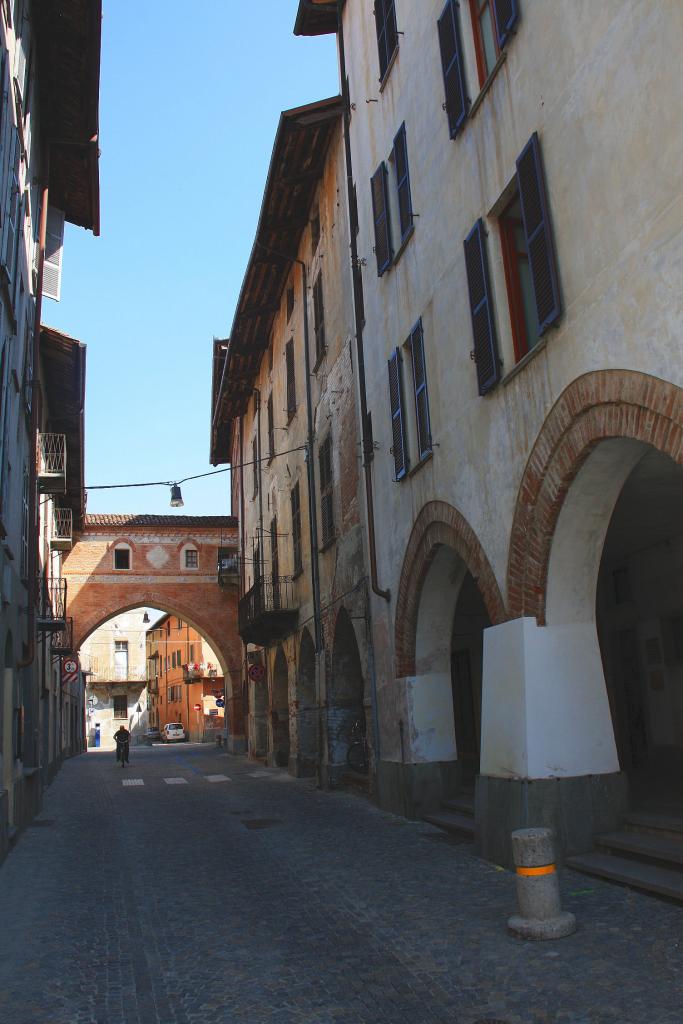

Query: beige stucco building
[211,96,377,786]
[290,0,683,884]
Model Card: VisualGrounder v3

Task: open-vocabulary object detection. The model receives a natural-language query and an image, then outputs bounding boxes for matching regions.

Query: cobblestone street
[0,746,681,1024]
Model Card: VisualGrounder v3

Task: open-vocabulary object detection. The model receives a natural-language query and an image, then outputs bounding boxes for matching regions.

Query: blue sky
[45,2,338,516]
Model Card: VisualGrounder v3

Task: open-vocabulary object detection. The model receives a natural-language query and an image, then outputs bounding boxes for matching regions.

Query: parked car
[144,727,161,744]
[162,723,187,743]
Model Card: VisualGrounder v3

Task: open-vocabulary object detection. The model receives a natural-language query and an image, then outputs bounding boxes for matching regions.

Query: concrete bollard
[507,827,576,940]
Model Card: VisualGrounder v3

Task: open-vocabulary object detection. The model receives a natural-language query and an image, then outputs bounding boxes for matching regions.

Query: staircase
[566,811,683,903]
[422,790,475,840]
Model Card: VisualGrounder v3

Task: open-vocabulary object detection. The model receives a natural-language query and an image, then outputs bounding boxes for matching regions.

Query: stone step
[566,851,683,903]
[623,811,683,839]
[441,795,475,817]
[422,809,475,839]
[595,830,683,870]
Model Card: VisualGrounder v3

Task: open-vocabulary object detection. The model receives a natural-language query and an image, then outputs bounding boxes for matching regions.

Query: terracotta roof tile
[84,514,237,528]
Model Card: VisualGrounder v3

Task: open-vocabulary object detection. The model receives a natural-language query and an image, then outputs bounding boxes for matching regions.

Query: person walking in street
[113,725,131,767]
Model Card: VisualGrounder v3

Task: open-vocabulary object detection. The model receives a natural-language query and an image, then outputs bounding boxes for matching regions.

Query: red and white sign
[193,703,202,711]
[248,664,265,682]
[61,658,79,686]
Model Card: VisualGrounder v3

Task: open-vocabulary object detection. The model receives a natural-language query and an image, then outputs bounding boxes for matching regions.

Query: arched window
[113,542,132,570]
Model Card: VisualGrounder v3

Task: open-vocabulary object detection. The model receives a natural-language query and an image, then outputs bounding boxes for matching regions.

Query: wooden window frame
[313,272,326,365]
[408,320,432,462]
[318,435,335,548]
[392,123,413,243]
[469,0,500,87]
[285,338,296,420]
[267,393,274,463]
[499,195,532,363]
[291,481,302,577]
[374,0,398,83]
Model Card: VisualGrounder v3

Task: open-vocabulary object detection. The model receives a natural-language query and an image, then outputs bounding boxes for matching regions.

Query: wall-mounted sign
[248,664,265,682]
[61,658,79,686]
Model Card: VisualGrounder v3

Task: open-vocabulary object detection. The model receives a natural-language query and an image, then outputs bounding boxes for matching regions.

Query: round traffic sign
[248,664,265,682]
[63,659,78,674]
[215,699,225,708]
[193,703,202,711]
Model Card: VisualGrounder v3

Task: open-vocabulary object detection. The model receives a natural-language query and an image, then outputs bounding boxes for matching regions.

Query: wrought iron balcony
[238,575,298,646]
[51,616,74,655]
[36,575,67,632]
[182,662,219,683]
[37,433,67,494]
[49,508,73,550]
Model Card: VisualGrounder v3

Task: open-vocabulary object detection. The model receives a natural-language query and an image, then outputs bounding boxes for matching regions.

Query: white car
[162,723,187,743]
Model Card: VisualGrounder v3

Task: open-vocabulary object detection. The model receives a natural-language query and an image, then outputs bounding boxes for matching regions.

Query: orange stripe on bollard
[516,863,556,877]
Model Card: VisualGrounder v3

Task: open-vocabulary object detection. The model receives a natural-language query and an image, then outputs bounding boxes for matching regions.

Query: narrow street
[0,747,680,1024]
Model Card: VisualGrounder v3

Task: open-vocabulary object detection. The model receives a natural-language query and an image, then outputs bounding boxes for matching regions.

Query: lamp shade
[170,484,184,508]
[142,611,150,624]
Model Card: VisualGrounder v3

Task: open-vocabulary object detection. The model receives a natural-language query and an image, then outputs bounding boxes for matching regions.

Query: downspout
[18,164,49,668]
[336,4,390,604]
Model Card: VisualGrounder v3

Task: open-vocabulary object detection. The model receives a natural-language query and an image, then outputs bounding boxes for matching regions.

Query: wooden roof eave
[210,95,342,466]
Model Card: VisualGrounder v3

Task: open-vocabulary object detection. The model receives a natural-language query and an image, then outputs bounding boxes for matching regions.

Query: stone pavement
[0,746,681,1024]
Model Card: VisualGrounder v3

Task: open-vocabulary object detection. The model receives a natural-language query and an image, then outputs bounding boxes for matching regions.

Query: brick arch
[74,594,235,681]
[507,369,683,624]
[394,501,506,678]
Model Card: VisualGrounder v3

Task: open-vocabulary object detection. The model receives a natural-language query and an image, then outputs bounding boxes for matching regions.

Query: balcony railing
[182,663,219,683]
[51,616,74,655]
[49,508,73,550]
[36,575,67,632]
[37,433,67,494]
[238,575,298,646]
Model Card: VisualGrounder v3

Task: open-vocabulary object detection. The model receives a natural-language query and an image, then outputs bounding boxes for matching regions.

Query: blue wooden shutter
[409,320,432,460]
[437,0,468,138]
[516,132,561,335]
[388,348,408,480]
[392,124,413,241]
[493,0,519,48]
[374,0,398,80]
[371,163,392,275]
[464,219,500,395]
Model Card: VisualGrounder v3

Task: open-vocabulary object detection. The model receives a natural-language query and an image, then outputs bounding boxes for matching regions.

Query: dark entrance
[271,646,290,768]
[597,448,683,813]
[450,571,490,787]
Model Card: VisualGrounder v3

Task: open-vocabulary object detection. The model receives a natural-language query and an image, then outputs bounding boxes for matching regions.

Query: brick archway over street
[62,514,243,733]
[507,370,683,624]
[394,500,506,678]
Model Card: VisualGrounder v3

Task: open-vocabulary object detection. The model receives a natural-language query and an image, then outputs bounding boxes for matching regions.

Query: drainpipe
[254,242,323,656]
[336,5,390,604]
[18,166,49,668]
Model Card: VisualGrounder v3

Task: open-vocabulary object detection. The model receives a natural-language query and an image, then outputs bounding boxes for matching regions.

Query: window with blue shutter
[464,219,501,395]
[515,132,561,336]
[492,0,519,48]
[437,0,469,138]
[374,0,398,81]
[388,348,408,480]
[371,163,393,276]
[409,320,432,460]
[392,124,413,242]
